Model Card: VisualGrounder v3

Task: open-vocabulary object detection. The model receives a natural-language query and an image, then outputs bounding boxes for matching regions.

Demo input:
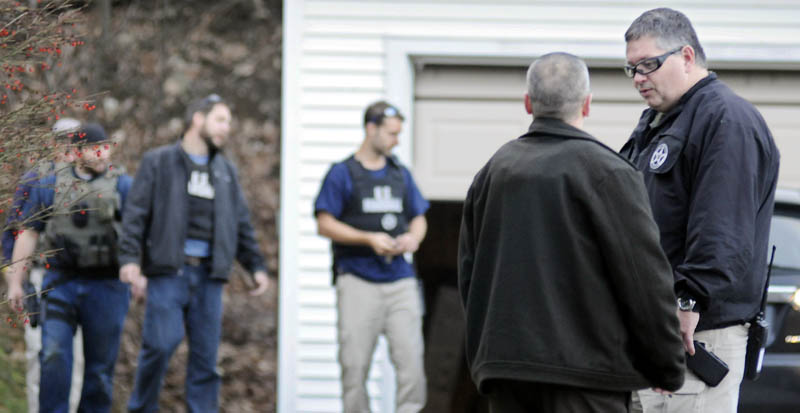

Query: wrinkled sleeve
[457,167,485,311]
[117,174,134,212]
[232,168,268,275]
[314,163,348,218]
[2,171,37,262]
[674,120,764,309]
[402,167,430,218]
[118,154,155,266]
[457,189,474,309]
[591,167,686,391]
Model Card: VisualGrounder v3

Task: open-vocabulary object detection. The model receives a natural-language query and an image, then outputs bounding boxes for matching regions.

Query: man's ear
[192,111,205,129]
[365,122,377,137]
[582,93,592,118]
[681,45,696,72]
[524,93,533,115]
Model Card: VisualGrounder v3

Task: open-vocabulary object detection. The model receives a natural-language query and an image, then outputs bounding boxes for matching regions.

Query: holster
[22,279,40,328]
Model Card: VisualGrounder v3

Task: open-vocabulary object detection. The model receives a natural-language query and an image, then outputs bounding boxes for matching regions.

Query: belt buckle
[185,256,205,267]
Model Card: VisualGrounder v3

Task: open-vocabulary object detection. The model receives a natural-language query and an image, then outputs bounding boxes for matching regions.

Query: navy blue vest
[332,155,409,259]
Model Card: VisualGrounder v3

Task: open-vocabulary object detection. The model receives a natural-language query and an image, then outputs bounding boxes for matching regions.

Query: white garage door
[414,65,800,201]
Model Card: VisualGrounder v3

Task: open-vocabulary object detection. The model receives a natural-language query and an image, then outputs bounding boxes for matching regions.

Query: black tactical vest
[332,155,408,258]
[43,164,123,276]
[183,153,215,242]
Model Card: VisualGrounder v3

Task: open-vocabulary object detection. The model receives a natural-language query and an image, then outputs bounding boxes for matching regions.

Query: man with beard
[3,117,86,413]
[314,101,428,412]
[119,94,270,412]
[6,123,132,412]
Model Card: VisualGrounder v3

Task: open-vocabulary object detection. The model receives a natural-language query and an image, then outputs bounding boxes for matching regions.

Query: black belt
[184,256,210,267]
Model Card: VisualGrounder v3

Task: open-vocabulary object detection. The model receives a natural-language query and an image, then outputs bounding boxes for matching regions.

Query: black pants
[486,380,631,413]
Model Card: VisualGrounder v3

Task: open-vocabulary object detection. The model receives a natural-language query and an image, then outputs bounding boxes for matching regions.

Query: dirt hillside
[3,0,283,411]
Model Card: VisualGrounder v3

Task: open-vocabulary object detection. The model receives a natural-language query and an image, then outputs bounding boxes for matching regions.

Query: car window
[770,215,800,269]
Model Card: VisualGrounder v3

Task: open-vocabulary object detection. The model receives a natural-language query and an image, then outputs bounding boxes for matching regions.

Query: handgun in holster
[22,279,41,328]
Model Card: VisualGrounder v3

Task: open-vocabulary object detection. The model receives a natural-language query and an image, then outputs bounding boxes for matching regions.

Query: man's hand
[394,233,421,254]
[368,232,398,257]
[678,310,700,355]
[120,263,147,302]
[7,228,39,312]
[250,271,270,296]
[5,279,24,312]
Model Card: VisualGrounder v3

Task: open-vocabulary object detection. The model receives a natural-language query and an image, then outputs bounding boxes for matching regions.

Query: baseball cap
[72,123,107,145]
[52,118,81,136]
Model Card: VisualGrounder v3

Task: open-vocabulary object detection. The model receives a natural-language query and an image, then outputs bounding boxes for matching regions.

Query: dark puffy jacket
[459,118,685,394]
[621,73,780,331]
[119,142,266,280]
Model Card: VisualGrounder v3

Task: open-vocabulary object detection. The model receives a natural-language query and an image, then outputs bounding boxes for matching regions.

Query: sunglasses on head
[367,106,400,124]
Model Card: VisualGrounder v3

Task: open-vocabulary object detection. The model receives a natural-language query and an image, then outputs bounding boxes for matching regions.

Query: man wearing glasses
[119,94,270,412]
[314,101,428,412]
[621,8,780,413]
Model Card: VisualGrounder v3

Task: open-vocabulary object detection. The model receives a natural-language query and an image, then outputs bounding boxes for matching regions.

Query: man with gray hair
[621,8,779,412]
[458,52,685,412]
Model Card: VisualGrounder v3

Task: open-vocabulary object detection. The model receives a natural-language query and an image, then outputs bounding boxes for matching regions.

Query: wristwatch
[677,297,697,312]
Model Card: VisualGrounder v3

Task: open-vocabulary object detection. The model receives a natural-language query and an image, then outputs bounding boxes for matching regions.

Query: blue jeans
[39,271,130,413]
[127,263,224,413]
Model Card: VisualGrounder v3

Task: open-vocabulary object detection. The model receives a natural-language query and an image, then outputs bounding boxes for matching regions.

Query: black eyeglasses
[624,47,683,78]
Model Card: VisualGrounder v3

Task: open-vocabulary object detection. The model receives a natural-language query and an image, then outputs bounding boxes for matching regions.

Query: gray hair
[526,52,590,121]
[625,8,707,68]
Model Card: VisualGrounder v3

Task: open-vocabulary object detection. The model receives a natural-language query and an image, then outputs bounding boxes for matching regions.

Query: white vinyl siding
[280,1,800,412]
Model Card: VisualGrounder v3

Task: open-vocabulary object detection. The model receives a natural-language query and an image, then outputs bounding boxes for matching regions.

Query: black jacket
[621,73,780,331]
[119,142,267,280]
[459,118,685,394]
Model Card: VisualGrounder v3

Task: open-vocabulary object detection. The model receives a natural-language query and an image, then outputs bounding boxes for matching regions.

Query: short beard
[200,126,220,156]
[78,161,107,178]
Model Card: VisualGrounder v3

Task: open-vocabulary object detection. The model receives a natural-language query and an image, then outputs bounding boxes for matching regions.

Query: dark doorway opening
[416,200,488,413]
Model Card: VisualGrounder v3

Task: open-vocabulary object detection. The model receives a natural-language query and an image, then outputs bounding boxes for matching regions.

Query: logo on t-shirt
[362,185,402,213]
[381,213,398,231]
[187,171,215,199]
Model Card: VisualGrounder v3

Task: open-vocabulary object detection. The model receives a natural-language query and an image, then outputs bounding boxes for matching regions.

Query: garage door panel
[415,100,530,200]
[415,67,800,201]
[584,102,647,151]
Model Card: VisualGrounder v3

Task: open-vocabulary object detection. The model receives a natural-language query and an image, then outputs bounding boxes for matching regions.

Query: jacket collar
[645,72,718,125]
[521,117,597,141]
[173,139,225,166]
[522,116,637,168]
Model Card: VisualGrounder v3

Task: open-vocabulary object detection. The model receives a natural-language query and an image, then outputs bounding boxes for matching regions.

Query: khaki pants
[336,274,426,413]
[631,324,748,413]
[25,268,84,413]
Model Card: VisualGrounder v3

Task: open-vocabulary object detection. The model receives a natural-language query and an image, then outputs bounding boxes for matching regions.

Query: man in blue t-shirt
[314,101,429,413]
[2,117,87,413]
[6,123,132,413]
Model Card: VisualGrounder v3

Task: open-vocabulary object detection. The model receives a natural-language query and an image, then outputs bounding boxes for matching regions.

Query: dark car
[739,188,800,412]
